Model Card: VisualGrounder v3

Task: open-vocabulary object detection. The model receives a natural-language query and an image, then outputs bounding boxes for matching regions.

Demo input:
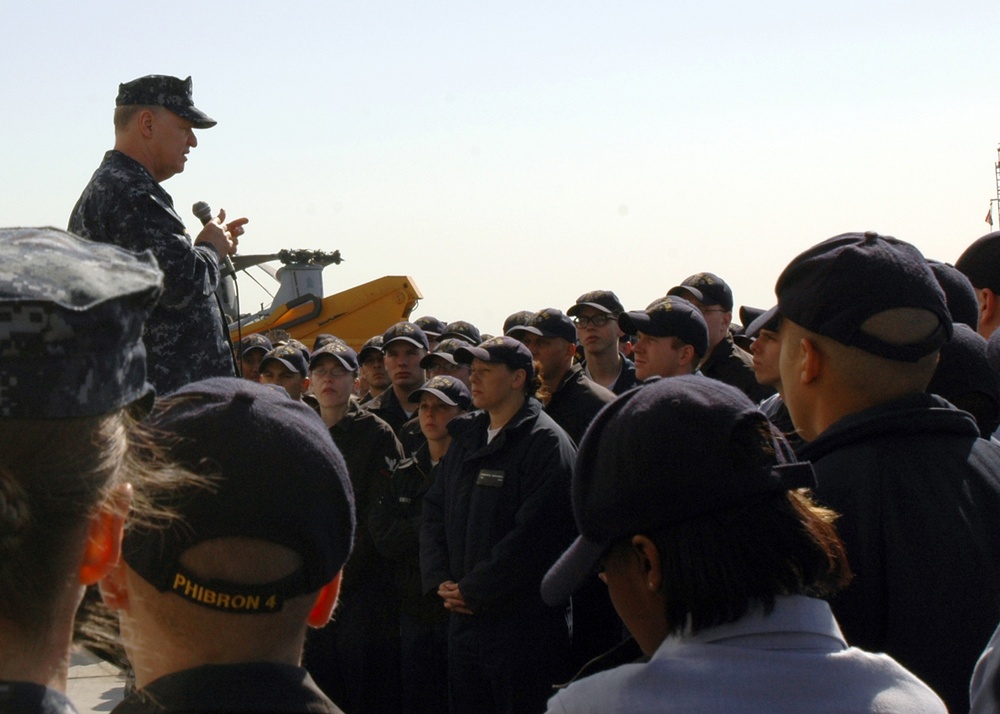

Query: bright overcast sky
[3,1,999,334]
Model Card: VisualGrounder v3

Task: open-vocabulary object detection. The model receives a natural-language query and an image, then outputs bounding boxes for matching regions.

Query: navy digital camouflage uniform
[68,150,234,395]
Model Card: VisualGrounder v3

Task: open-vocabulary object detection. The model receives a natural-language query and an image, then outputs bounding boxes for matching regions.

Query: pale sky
[3,1,999,335]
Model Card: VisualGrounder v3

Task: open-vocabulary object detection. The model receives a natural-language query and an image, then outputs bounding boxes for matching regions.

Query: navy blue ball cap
[239,333,272,357]
[0,227,163,418]
[440,320,481,346]
[776,231,952,362]
[260,344,309,377]
[419,337,466,368]
[309,341,359,372]
[455,335,535,379]
[955,230,1000,293]
[928,259,978,331]
[502,310,535,335]
[358,335,384,362]
[382,321,430,351]
[507,308,577,343]
[667,272,734,312]
[567,290,625,317]
[408,374,472,409]
[123,378,355,613]
[744,306,780,339]
[541,376,813,606]
[617,296,710,356]
[116,75,217,129]
[413,315,447,338]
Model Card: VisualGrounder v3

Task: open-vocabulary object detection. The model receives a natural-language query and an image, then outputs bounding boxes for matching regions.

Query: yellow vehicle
[221,249,422,351]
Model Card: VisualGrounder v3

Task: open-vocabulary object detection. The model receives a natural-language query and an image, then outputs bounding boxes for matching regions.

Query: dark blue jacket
[419,398,577,617]
[800,392,1000,712]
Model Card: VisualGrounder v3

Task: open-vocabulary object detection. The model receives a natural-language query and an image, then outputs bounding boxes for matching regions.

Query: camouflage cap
[0,227,163,418]
[116,75,217,129]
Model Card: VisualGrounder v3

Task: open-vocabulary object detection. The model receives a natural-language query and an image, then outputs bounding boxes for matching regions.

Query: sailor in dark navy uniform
[69,74,247,395]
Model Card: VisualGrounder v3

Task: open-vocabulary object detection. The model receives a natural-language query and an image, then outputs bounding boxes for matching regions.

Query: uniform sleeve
[419,452,453,595]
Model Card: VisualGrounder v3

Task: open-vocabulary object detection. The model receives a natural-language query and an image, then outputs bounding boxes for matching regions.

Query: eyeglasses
[311,367,353,378]
[699,307,728,314]
[574,314,615,328]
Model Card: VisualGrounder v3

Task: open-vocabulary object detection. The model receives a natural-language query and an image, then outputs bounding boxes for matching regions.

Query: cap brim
[408,386,459,406]
[505,325,541,338]
[541,535,607,607]
[383,336,427,351]
[745,306,780,339]
[567,302,614,317]
[454,345,489,365]
[617,312,646,336]
[173,106,216,129]
[420,352,458,368]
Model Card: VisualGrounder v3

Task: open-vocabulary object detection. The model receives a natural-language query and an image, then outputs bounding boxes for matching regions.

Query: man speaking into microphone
[69,74,247,394]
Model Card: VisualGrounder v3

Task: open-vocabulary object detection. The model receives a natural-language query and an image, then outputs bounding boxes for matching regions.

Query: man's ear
[301,376,311,394]
[307,571,343,628]
[799,337,822,385]
[679,344,696,368]
[137,108,157,138]
[80,483,132,586]
[978,288,997,333]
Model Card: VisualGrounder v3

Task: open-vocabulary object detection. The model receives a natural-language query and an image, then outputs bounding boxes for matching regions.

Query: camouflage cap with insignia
[116,74,217,129]
[0,227,163,419]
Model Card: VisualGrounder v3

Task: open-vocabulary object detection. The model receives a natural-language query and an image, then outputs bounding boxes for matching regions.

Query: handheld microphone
[192,201,236,278]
